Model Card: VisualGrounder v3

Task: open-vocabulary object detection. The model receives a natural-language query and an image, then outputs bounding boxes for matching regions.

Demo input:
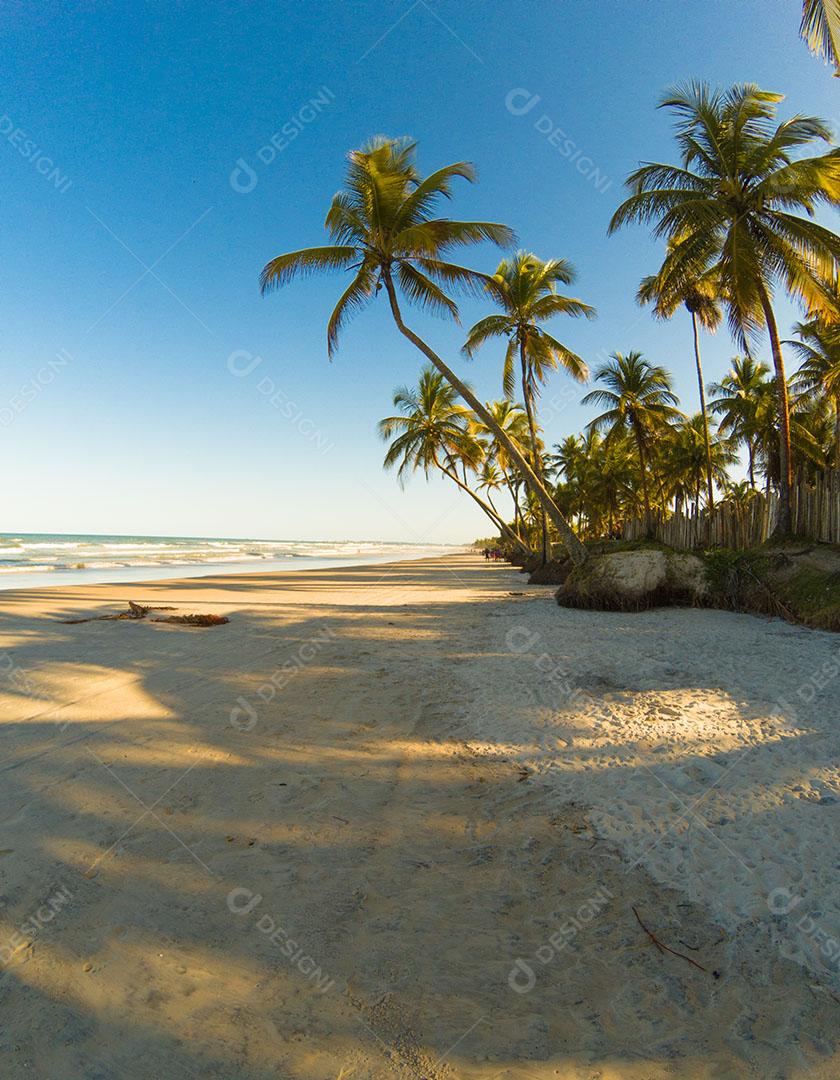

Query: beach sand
[1,553,838,1079]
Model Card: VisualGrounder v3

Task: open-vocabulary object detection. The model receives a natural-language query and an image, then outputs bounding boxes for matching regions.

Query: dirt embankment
[544,541,840,631]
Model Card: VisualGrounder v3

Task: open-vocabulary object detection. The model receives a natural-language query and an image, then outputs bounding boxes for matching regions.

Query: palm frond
[396,261,459,319]
[260,246,358,293]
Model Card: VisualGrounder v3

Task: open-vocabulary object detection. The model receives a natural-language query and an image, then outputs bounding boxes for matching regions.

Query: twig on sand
[632,906,708,973]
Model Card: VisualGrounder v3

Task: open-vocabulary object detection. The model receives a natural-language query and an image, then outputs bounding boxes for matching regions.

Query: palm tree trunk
[634,427,652,535]
[382,271,587,564]
[435,458,531,556]
[691,311,715,517]
[758,286,793,536]
[518,337,549,567]
[501,468,525,540]
[834,397,840,468]
[748,441,756,487]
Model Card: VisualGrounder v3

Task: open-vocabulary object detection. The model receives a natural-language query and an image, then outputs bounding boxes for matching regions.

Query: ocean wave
[0,564,56,574]
[0,533,461,582]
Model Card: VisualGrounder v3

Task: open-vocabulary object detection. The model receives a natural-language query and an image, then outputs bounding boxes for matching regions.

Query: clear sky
[1,0,837,543]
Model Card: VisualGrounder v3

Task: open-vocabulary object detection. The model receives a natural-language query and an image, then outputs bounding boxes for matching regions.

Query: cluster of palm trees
[261,68,839,564]
[554,335,840,540]
[374,331,840,555]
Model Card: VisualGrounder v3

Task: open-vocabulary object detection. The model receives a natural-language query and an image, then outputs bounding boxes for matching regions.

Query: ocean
[0,533,464,590]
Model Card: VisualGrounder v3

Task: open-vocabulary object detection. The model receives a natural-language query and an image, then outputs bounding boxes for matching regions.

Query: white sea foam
[0,533,462,589]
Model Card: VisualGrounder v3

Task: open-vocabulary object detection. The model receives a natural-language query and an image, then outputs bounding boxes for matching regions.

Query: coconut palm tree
[261,136,586,564]
[664,414,737,512]
[708,356,772,487]
[590,432,645,535]
[610,82,840,535]
[476,461,507,519]
[551,429,640,539]
[788,318,840,464]
[549,431,598,534]
[638,255,722,513]
[582,351,681,529]
[744,374,826,491]
[801,0,840,73]
[468,399,531,539]
[378,366,529,554]
[463,251,595,563]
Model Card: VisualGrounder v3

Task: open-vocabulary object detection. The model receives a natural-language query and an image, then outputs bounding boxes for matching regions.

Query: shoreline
[2,553,838,1077]
[0,549,469,597]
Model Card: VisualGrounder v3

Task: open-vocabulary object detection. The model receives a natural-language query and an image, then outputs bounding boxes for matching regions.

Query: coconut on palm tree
[463,251,595,562]
[378,366,530,555]
[638,252,722,514]
[260,136,587,564]
[610,82,840,535]
[582,351,682,531]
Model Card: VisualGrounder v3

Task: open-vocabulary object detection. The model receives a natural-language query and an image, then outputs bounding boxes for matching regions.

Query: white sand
[0,554,838,1078]
[462,589,840,988]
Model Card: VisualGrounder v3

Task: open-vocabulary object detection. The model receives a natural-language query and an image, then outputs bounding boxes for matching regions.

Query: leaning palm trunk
[501,468,526,542]
[435,458,531,556]
[758,288,793,535]
[691,312,715,520]
[519,339,549,566]
[382,271,587,565]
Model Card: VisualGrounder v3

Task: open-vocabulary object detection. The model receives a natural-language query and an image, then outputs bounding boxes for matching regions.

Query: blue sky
[1,0,837,542]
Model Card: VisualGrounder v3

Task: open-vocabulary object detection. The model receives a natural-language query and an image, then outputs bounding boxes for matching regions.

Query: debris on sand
[151,613,229,627]
[61,602,228,627]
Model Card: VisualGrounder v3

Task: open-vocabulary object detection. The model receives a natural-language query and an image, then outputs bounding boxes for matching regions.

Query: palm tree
[801,0,840,73]
[476,461,507,520]
[664,414,737,512]
[463,251,595,562]
[548,434,586,528]
[582,351,681,529]
[378,366,529,554]
[708,356,772,487]
[551,429,640,539]
[261,137,587,564]
[638,255,722,513]
[468,399,531,539]
[742,374,826,492]
[610,82,840,534]
[788,318,840,464]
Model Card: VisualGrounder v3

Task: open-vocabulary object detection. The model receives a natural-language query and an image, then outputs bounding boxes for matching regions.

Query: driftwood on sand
[61,602,229,627]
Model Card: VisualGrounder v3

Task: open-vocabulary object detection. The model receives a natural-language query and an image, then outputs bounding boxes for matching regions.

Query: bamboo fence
[621,471,840,550]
